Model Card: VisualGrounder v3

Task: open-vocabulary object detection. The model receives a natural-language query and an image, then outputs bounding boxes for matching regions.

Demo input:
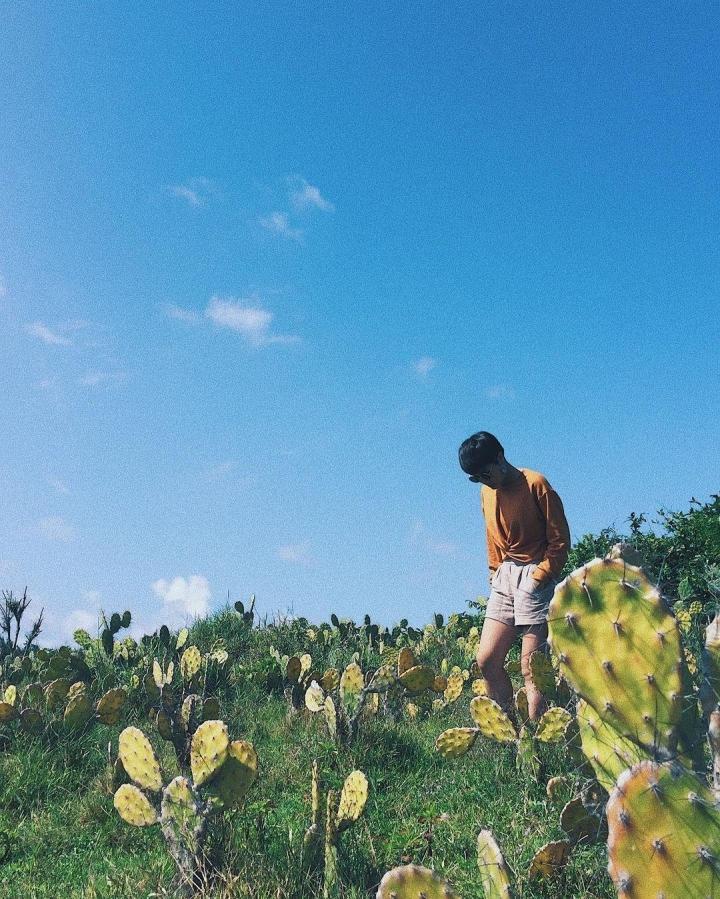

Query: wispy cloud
[278,541,314,566]
[289,177,335,213]
[39,516,77,542]
[259,211,303,241]
[166,304,202,324]
[167,177,215,207]
[49,478,70,495]
[26,322,72,346]
[78,370,128,387]
[410,518,462,559]
[413,356,436,378]
[152,575,211,621]
[205,295,300,346]
[484,384,516,401]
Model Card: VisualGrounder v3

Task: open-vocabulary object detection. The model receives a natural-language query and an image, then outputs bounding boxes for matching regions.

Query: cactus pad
[67,681,87,701]
[560,797,605,844]
[208,740,258,808]
[398,665,435,693]
[45,678,71,709]
[701,612,720,713]
[320,668,340,692]
[286,656,302,683]
[576,699,648,792]
[155,709,173,741]
[607,760,720,898]
[369,665,396,692]
[477,829,514,898]
[435,727,479,758]
[305,681,326,713]
[336,770,368,831]
[119,726,163,792]
[190,719,230,786]
[339,663,364,716]
[527,840,572,880]
[443,672,464,704]
[514,688,529,724]
[0,701,18,723]
[433,675,449,693]
[22,682,44,706]
[181,694,203,733]
[535,707,572,743]
[376,864,459,899]
[114,783,158,827]
[152,659,164,688]
[180,646,202,682]
[469,697,517,743]
[548,558,689,758]
[4,685,17,705]
[397,647,418,676]
[161,776,202,850]
[96,688,127,726]
[20,708,43,733]
[471,678,489,696]
[64,693,93,729]
[324,695,338,739]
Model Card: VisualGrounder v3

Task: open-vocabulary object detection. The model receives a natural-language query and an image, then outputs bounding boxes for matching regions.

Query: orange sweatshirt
[481,468,570,583]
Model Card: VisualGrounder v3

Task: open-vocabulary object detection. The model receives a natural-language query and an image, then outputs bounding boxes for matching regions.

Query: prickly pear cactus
[190,720,229,786]
[576,699,648,793]
[607,760,720,898]
[435,727,479,759]
[376,864,459,899]
[336,770,368,831]
[477,829,514,898]
[119,726,163,792]
[469,697,517,743]
[548,558,699,762]
[114,783,158,826]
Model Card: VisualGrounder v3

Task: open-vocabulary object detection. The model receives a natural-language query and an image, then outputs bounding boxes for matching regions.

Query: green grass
[0,615,616,898]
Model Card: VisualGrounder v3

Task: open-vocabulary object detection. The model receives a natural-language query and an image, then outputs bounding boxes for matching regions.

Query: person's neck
[499,464,523,488]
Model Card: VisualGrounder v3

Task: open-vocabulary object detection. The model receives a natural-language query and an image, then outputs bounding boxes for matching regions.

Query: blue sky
[1,3,718,644]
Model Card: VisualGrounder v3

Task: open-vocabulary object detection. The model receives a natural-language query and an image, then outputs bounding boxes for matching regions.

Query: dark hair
[458,432,504,475]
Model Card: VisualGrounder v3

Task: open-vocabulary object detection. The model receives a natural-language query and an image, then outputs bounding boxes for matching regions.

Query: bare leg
[475,618,518,712]
[520,624,549,720]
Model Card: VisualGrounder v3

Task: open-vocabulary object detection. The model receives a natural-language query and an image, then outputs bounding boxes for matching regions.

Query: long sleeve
[532,485,570,582]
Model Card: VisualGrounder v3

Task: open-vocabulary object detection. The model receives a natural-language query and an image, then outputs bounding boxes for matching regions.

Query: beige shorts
[486,559,556,627]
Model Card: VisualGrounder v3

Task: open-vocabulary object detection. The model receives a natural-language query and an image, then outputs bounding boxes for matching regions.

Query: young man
[458,431,570,720]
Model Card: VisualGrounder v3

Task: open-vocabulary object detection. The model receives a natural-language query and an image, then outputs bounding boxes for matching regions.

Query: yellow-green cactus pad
[202,697,220,721]
[443,672,464,704]
[376,864,459,899]
[67,681,87,701]
[397,648,418,676]
[435,727,479,759]
[607,760,720,899]
[576,699,648,793]
[190,719,229,787]
[471,678,489,696]
[548,558,689,757]
[180,694,203,732]
[305,681,326,713]
[528,651,556,696]
[299,652,313,678]
[4,685,17,705]
[176,626,189,650]
[208,740,258,808]
[320,668,340,692]
[119,726,163,792]
[560,796,604,844]
[527,841,572,880]
[45,678,71,709]
[469,697,517,743]
[0,701,18,723]
[20,708,43,733]
[477,829,514,898]
[161,776,202,851]
[336,769,368,831]
[398,665,435,693]
[535,707,572,743]
[546,776,570,801]
[96,688,127,726]
[64,693,94,730]
[339,662,364,716]
[152,659,164,689]
[514,688,529,725]
[180,646,202,684]
[286,656,301,683]
[114,783,158,827]
[180,646,202,682]
[324,694,337,739]
[369,664,396,692]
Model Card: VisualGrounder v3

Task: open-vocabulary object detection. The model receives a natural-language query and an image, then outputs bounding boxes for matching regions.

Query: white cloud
[484,384,516,401]
[49,478,70,495]
[168,177,215,207]
[65,608,98,635]
[278,541,314,566]
[413,356,436,377]
[78,370,128,387]
[39,516,77,542]
[289,178,335,213]
[166,304,202,324]
[410,518,462,558]
[259,211,303,241]
[205,295,299,346]
[26,322,71,346]
[152,575,211,621]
